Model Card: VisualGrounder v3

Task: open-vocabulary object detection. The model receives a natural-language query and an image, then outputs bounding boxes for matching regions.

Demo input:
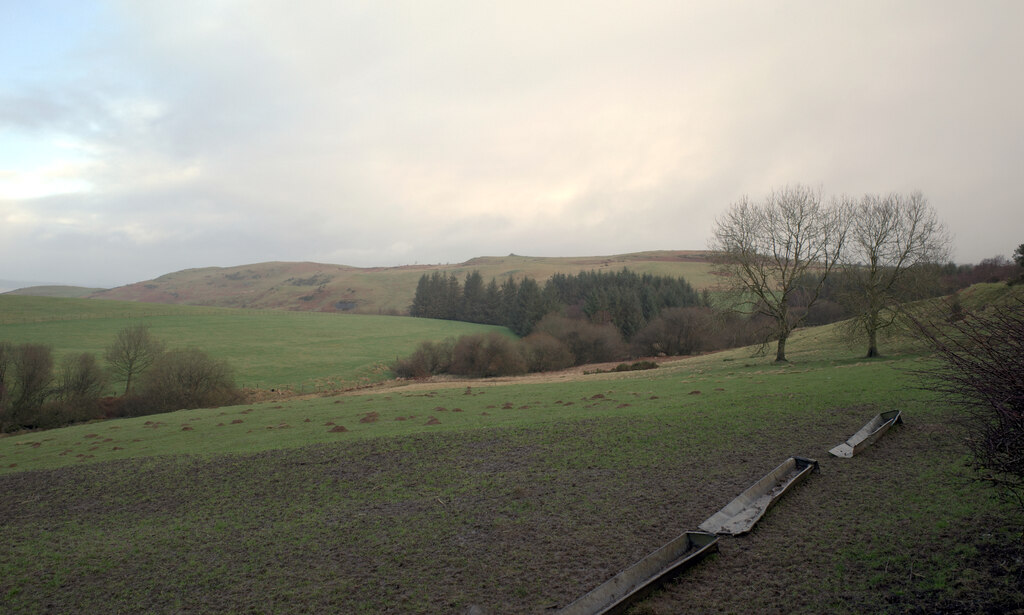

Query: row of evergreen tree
[409,268,702,337]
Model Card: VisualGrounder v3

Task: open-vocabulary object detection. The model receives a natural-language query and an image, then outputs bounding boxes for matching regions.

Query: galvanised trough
[829,410,903,458]
[698,456,819,536]
[558,531,719,615]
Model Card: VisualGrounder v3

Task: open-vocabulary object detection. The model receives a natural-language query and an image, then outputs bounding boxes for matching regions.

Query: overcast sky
[2,1,1022,288]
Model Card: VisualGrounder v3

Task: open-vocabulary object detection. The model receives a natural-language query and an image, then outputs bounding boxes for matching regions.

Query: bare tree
[56,353,108,402]
[710,184,850,362]
[842,192,949,357]
[105,324,165,395]
[0,343,54,432]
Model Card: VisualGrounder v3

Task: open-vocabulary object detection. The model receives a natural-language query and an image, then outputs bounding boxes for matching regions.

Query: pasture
[1,296,1022,613]
[0,295,508,392]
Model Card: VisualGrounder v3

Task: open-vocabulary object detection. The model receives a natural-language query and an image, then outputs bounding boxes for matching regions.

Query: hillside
[3,285,106,298]
[3,312,1022,613]
[88,251,718,314]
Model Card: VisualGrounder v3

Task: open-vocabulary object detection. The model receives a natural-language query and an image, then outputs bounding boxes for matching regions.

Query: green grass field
[1,293,1022,613]
[0,295,509,391]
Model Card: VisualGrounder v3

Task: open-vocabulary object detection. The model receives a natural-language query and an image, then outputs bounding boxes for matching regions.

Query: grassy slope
[1,287,1022,613]
[2,329,1022,613]
[87,250,718,314]
[0,295,509,391]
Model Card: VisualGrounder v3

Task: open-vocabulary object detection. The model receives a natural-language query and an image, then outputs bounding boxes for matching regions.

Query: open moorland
[2,289,1023,614]
[71,250,719,314]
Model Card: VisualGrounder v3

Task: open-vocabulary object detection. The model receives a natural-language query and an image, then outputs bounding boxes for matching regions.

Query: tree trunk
[866,326,880,358]
[775,334,788,362]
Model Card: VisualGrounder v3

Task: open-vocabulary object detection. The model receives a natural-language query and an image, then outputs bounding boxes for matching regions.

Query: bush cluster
[392,303,782,379]
[392,316,634,379]
[0,328,240,433]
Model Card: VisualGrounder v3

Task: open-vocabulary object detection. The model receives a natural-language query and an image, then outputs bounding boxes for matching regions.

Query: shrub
[522,332,575,372]
[632,307,718,356]
[138,347,240,412]
[912,299,1024,511]
[0,342,53,432]
[55,352,107,402]
[450,333,528,377]
[47,353,109,426]
[391,338,455,379]
[532,314,628,365]
[614,361,659,372]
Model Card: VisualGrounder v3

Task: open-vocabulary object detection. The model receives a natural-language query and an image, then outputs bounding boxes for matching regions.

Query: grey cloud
[2,0,1023,287]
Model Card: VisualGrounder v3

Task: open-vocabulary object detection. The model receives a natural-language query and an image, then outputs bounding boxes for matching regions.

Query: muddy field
[2,404,1022,614]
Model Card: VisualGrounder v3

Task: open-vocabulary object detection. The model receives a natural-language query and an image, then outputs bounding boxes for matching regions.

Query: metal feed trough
[558,531,719,615]
[828,410,903,458]
[698,456,819,536]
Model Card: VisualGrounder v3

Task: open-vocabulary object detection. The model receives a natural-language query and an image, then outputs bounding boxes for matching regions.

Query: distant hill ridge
[72,250,718,315]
